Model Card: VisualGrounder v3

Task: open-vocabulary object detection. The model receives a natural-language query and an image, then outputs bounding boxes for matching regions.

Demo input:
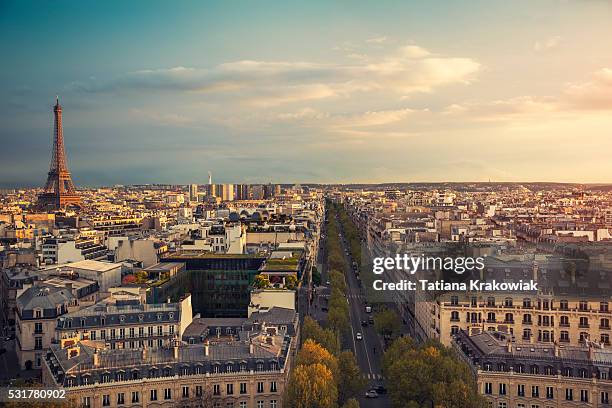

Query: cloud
[444,67,612,121]
[129,108,195,126]
[366,36,388,44]
[534,36,561,52]
[70,45,481,105]
[563,68,612,110]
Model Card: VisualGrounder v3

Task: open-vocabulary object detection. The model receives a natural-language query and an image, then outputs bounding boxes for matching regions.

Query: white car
[365,390,378,398]
[356,332,363,341]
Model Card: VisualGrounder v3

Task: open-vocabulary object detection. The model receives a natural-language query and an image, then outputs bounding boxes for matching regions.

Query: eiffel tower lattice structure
[37,97,81,210]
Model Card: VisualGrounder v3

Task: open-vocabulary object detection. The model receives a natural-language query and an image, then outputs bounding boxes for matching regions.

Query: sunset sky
[1,0,612,186]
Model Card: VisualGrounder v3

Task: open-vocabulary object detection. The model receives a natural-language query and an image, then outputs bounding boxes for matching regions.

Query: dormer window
[35,309,42,318]
[168,312,174,319]
[119,315,126,323]
[157,314,162,321]
[138,314,144,322]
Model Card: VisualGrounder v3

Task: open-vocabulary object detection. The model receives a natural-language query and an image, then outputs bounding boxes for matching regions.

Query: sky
[1,0,612,187]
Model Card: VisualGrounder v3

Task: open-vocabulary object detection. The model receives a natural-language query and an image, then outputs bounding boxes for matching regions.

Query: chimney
[506,340,512,353]
[249,340,254,354]
[142,345,147,360]
[173,342,180,360]
[554,341,560,357]
[93,349,100,367]
[204,341,209,357]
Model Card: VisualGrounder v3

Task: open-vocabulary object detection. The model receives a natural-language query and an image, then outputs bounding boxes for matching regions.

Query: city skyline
[2,0,612,187]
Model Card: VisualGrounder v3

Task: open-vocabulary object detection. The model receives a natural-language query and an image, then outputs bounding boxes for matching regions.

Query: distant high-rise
[189,184,198,201]
[38,97,81,210]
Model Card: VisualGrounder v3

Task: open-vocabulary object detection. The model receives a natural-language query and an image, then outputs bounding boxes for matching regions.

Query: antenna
[208,171,212,185]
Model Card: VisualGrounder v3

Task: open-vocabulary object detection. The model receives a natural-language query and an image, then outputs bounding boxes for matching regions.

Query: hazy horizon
[2,0,612,186]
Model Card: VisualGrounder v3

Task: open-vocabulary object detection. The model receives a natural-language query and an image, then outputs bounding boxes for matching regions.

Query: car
[361,320,368,327]
[373,385,387,394]
[356,332,363,340]
[365,390,379,398]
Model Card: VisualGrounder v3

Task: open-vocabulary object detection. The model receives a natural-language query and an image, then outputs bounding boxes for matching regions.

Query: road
[316,212,391,407]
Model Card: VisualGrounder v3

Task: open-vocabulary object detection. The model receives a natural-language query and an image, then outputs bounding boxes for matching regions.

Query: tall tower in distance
[37,97,81,210]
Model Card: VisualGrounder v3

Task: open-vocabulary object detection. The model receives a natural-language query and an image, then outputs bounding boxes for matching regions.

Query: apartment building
[454,330,612,408]
[56,294,193,350]
[43,312,296,408]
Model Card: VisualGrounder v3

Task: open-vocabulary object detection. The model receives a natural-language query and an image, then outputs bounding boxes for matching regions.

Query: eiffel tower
[37,97,81,210]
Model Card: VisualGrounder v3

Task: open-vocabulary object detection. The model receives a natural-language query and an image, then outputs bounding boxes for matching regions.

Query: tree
[284,363,338,408]
[327,305,350,335]
[285,274,298,290]
[373,308,402,339]
[301,316,340,355]
[382,337,487,408]
[134,270,148,283]
[337,351,366,404]
[341,399,360,408]
[297,339,338,377]
[253,274,270,289]
[312,267,322,286]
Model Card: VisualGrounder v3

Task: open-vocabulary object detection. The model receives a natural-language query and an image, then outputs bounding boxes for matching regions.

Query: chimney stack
[93,349,100,367]
[249,340,254,354]
[204,341,209,357]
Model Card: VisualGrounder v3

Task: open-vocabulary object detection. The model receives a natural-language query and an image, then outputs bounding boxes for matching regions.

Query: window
[182,386,189,398]
[129,327,135,338]
[196,386,202,397]
[560,331,569,342]
[602,318,610,329]
[227,384,234,395]
[565,388,573,401]
[157,325,163,335]
[532,386,539,398]
[487,312,496,323]
[240,402,247,408]
[240,383,247,394]
[257,382,264,393]
[504,297,513,307]
[499,383,506,395]
[484,382,493,395]
[35,309,42,318]
[517,384,525,397]
[487,297,495,307]
[34,322,43,333]
[270,381,277,392]
[451,311,459,321]
[602,392,609,404]
[131,392,139,403]
[451,326,459,335]
[546,386,554,399]
[90,331,96,340]
[579,301,588,311]
[164,388,172,400]
[148,326,154,336]
[82,397,91,407]
[34,337,42,350]
[257,402,264,408]
[270,400,277,408]
[579,317,589,328]
[601,302,609,312]
[102,395,110,406]
[581,390,589,402]
[450,295,459,305]
[117,393,125,405]
[214,384,221,396]
[523,314,532,324]
[523,298,532,308]
[601,333,610,345]
[560,315,569,326]
[505,313,513,323]
[150,390,157,401]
